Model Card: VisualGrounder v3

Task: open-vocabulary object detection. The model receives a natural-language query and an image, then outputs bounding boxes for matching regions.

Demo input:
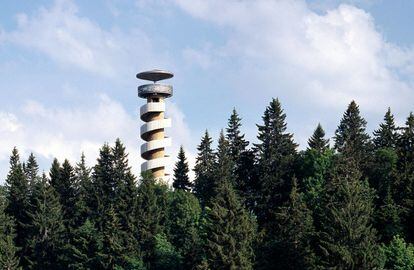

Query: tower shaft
[137,70,174,181]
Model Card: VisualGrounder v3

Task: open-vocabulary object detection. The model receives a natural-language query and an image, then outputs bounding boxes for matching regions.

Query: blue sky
[0,0,413,180]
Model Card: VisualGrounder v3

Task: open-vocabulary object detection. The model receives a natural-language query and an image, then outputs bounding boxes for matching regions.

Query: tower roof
[136,69,174,83]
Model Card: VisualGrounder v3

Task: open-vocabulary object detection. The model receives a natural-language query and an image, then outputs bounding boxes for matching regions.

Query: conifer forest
[2,98,414,270]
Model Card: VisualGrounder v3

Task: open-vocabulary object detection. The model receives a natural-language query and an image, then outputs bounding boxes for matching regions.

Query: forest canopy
[1,99,414,270]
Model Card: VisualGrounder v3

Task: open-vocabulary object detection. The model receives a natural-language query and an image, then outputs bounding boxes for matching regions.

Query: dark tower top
[137,69,174,99]
[136,69,174,83]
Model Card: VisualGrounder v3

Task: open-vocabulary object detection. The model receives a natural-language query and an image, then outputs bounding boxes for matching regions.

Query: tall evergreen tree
[226,108,249,163]
[49,159,61,192]
[258,178,316,270]
[90,144,115,230]
[200,180,255,270]
[214,130,234,191]
[193,131,216,206]
[25,174,65,269]
[197,130,255,269]
[136,172,166,267]
[173,146,191,191]
[254,98,298,226]
[395,112,414,241]
[57,159,76,229]
[25,153,39,190]
[4,148,29,260]
[334,100,371,164]
[111,139,140,258]
[307,123,329,153]
[72,153,92,227]
[67,218,102,269]
[318,159,381,269]
[375,187,404,243]
[225,109,254,204]
[98,206,128,269]
[373,108,397,149]
[0,192,20,270]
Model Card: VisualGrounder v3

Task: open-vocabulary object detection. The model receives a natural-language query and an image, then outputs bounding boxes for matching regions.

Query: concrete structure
[137,69,173,180]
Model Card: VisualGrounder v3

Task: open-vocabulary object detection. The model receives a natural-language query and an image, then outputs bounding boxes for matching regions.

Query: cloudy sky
[0,0,413,181]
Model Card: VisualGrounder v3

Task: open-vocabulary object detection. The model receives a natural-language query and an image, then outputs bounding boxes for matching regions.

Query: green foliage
[201,181,255,270]
[254,98,297,226]
[226,108,249,162]
[166,190,201,268]
[25,174,65,269]
[373,108,397,149]
[376,189,404,243]
[395,113,414,241]
[67,219,102,269]
[112,139,140,257]
[3,101,414,270]
[300,148,334,215]
[381,235,414,270]
[258,178,316,270]
[318,159,381,269]
[72,153,92,228]
[136,172,167,266]
[334,100,371,165]
[307,123,330,153]
[4,148,29,266]
[173,146,192,191]
[0,194,20,270]
[154,233,182,270]
[193,130,216,206]
[25,153,39,189]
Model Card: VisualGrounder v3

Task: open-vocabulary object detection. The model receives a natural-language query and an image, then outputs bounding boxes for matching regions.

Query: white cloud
[2,0,166,78]
[174,0,414,116]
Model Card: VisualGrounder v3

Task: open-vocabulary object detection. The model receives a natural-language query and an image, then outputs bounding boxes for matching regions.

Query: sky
[0,0,413,182]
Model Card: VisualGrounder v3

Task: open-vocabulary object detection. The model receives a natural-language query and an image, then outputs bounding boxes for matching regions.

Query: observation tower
[137,69,173,180]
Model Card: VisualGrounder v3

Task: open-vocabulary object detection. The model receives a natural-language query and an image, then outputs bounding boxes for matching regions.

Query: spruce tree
[373,108,397,149]
[200,181,255,270]
[395,112,414,241]
[225,109,254,204]
[136,172,165,267]
[98,206,127,269]
[25,153,39,190]
[299,148,334,221]
[196,131,256,269]
[254,98,297,226]
[25,174,65,269]
[90,144,115,230]
[57,159,76,229]
[318,159,381,269]
[4,148,29,260]
[0,193,20,270]
[72,153,92,227]
[67,218,102,269]
[49,159,61,192]
[214,130,234,191]
[307,123,329,153]
[193,131,216,206]
[226,108,249,163]
[334,100,371,164]
[111,139,139,258]
[173,146,192,191]
[375,187,404,243]
[258,178,316,270]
